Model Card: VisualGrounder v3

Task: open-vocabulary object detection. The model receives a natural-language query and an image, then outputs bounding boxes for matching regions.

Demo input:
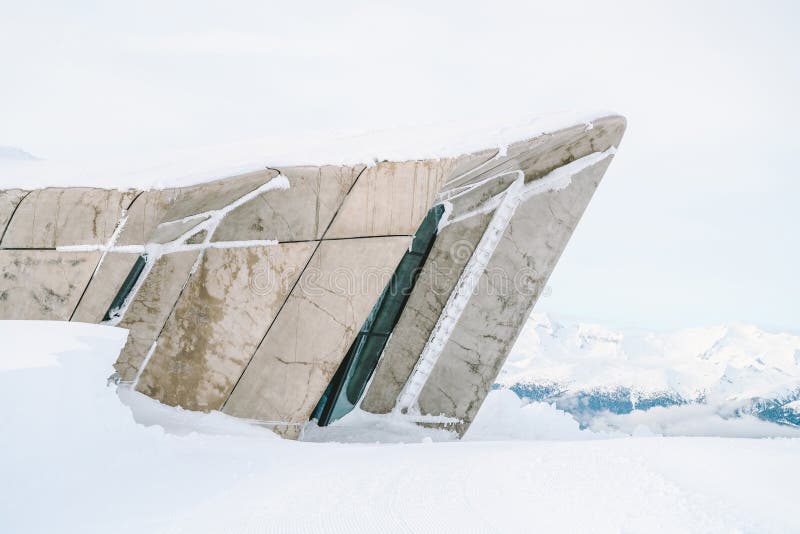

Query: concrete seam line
[126,172,287,387]
[0,190,32,246]
[219,164,369,411]
[68,191,143,321]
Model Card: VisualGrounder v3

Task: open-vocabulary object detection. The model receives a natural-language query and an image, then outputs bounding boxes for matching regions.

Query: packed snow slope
[2,320,800,533]
[0,111,610,189]
[500,313,800,432]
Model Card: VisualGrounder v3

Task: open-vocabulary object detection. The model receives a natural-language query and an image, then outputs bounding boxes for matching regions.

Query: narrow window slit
[102,255,147,322]
[311,205,445,426]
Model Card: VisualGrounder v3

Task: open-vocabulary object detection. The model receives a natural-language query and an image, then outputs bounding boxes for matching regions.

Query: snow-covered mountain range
[499,313,800,428]
[0,146,37,160]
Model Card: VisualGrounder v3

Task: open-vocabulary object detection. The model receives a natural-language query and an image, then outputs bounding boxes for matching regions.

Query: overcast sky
[1,0,797,332]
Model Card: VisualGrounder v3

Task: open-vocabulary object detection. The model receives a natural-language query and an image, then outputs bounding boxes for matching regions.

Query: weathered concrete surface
[136,243,315,410]
[417,156,616,435]
[114,251,199,381]
[114,190,171,246]
[360,211,494,414]
[363,115,626,432]
[71,252,141,323]
[444,149,498,187]
[0,115,626,440]
[444,172,519,218]
[0,250,100,320]
[213,165,363,242]
[147,216,209,244]
[0,189,28,240]
[223,236,411,433]
[1,188,134,248]
[165,170,277,222]
[116,170,277,246]
[185,230,207,244]
[442,116,625,192]
[326,160,454,239]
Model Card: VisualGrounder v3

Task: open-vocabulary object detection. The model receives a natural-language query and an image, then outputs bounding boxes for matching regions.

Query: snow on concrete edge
[0,110,619,190]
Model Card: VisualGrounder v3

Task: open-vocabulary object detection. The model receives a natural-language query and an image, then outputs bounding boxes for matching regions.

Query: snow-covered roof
[0,110,616,190]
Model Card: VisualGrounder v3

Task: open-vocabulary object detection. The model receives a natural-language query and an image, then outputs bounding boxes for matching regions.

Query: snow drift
[2,320,800,533]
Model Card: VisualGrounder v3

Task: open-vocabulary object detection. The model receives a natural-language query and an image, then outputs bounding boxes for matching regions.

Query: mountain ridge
[499,313,800,427]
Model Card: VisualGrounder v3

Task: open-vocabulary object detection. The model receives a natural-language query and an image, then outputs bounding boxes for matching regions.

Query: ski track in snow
[2,320,800,533]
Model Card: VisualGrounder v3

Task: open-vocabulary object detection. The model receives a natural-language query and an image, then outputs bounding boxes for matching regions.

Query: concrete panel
[442,148,498,187]
[0,250,101,320]
[116,170,277,246]
[164,169,277,222]
[360,211,494,414]
[213,165,363,242]
[223,236,412,429]
[441,115,626,193]
[71,252,141,323]
[444,172,519,219]
[0,189,28,241]
[417,157,615,435]
[516,116,625,184]
[148,216,210,244]
[135,242,316,411]
[113,251,199,381]
[114,190,172,246]
[363,118,625,422]
[325,160,453,239]
[1,188,134,248]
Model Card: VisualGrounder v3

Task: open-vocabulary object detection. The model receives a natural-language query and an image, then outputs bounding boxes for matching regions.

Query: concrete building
[0,115,625,438]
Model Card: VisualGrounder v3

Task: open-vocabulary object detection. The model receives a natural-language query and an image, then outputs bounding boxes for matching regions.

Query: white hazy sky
[1,0,797,332]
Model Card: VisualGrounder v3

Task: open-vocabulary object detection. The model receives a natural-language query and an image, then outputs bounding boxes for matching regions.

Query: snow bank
[465,388,609,441]
[0,321,281,533]
[0,111,612,190]
[3,320,800,533]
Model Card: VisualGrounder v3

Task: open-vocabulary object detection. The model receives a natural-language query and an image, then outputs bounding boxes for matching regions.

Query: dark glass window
[311,205,444,426]
[103,255,147,321]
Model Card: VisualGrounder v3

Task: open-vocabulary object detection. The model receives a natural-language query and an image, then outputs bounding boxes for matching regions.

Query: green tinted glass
[311,205,444,426]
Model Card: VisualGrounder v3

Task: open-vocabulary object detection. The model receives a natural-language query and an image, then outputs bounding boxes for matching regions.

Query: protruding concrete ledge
[114,251,200,381]
[0,114,626,439]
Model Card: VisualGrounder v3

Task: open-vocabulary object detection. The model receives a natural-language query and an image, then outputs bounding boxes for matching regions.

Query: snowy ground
[2,321,800,533]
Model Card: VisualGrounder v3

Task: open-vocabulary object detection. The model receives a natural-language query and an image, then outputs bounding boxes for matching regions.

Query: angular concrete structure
[0,115,625,438]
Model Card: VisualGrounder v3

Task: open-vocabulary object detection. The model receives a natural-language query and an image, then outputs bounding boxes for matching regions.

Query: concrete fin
[417,156,615,435]
[113,250,200,381]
